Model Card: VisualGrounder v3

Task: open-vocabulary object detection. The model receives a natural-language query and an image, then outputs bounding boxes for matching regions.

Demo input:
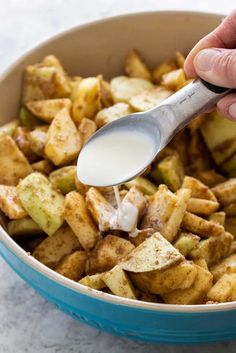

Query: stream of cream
[111,185,139,235]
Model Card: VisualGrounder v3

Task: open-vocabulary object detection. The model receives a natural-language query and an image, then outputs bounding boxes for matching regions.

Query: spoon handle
[152,78,231,137]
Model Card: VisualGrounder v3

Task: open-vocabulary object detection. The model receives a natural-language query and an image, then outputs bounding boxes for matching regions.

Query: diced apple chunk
[0,185,27,219]
[0,136,32,185]
[45,108,82,166]
[103,265,137,299]
[63,191,98,250]
[17,172,64,236]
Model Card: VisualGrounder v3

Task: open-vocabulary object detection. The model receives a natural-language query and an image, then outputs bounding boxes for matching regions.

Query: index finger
[184,10,236,78]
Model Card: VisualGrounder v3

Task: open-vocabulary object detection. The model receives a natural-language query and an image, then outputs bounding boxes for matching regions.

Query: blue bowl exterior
[1,240,236,344]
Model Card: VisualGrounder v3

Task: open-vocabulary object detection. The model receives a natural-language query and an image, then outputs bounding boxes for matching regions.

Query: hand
[184,10,236,120]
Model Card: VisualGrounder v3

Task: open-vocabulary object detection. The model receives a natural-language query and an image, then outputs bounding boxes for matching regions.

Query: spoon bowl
[77,111,161,186]
[78,79,230,187]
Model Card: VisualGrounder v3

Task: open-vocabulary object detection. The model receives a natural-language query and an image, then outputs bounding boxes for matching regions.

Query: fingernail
[229,103,236,119]
[195,49,220,72]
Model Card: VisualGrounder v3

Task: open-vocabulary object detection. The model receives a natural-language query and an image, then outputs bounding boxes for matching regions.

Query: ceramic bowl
[1,10,236,344]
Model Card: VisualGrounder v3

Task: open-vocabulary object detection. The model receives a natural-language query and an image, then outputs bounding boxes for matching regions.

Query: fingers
[184,10,236,77]
[217,93,236,120]
[193,48,236,88]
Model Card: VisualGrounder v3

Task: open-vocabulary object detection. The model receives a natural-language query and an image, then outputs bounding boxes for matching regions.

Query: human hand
[184,10,236,120]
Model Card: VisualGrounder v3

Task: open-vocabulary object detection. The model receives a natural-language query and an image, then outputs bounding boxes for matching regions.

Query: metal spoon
[77,79,230,187]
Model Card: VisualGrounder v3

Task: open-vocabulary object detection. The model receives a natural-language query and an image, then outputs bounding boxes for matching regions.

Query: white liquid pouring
[77,129,156,187]
[111,185,139,235]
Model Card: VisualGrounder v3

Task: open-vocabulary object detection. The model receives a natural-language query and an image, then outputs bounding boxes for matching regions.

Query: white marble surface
[1,1,236,352]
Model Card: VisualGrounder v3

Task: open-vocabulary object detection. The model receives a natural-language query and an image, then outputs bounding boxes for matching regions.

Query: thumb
[194,48,236,88]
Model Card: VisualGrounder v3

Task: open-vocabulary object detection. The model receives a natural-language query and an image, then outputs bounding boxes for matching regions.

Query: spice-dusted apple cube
[29,125,48,157]
[164,188,191,242]
[19,107,42,130]
[141,185,176,231]
[103,265,137,299]
[0,119,19,137]
[186,198,219,216]
[141,185,190,242]
[86,187,115,232]
[86,235,135,275]
[124,49,151,80]
[0,136,32,185]
[122,186,147,221]
[22,65,70,103]
[193,258,208,270]
[129,261,197,295]
[8,217,43,237]
[212,179,236,206]
[129,86,172,112]
[149,149,176,184]
[157,154,184,191]
[75,176,89,196]
[208,211,225,226]
[13,126,33,159]
[207,273,236,303]
[200,109,236,165]
[0,185,27,219]
[210,254,236,281]
[63,191,98,250]
[152,60,177,83]
[49,166,76,194]
[79,273,106,290]
[161,68,186,91]
[45,108,82,166]
[31,159,54,175]
[111,187,146,234]
[182,176,217,201]
[55,250,87,281]
[22,66,57,102]
[110,76,154,103]
[189,232,233,266]
[41,55,66,73]
[99,77,113,107]
[69,77,82,102]
[120,232,184,273]
[95,103,132,128]
[17,172,64,236]
[26,98,72,123]
[25,55,69,98]
[181,212,224,238]
[125,177,158,195]
[162,265,213,304]
[72,77,102,123]
[78,118,97,143]
[173,232,200,256]
[33,226,81,268]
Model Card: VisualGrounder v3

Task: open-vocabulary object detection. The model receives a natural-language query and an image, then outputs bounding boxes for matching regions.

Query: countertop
[1,1,236,352]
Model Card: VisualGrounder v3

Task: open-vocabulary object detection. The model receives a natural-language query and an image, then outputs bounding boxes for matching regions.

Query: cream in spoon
[77,128,156,187]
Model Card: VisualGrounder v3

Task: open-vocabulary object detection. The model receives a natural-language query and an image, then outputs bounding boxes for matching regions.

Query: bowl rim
[1,9,235,314]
